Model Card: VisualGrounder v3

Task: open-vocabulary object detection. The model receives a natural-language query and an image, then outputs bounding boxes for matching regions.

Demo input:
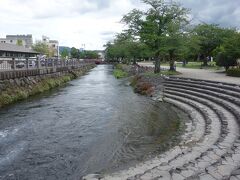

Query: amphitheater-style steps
[83,77,240,180]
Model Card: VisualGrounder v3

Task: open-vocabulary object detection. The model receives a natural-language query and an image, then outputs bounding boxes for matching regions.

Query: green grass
[144,70,181,77]
[113,69,128,79]
[160,61,221,70]
[227,68,240,77]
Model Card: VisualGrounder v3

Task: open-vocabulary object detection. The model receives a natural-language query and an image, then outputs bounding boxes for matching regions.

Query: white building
[42,36,59,57]
[0,35,33,49]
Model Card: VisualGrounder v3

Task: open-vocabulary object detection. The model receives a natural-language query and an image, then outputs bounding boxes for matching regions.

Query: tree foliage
[215,32,240,70]
[108,0,189,72]
[105,0,240,73]
[61,48,69,59]
[32,41,50,56]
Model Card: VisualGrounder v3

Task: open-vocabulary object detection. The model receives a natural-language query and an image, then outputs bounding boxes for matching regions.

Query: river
[0,65,185,179]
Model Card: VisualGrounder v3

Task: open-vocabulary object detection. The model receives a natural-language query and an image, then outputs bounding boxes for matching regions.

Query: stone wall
[0,64,96,108]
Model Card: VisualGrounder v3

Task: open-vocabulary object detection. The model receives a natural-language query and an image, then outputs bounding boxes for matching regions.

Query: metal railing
[0,57,91,71]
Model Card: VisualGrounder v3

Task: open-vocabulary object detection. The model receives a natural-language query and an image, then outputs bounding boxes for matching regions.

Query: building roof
[49,40,58,43]
[0,43,39,54]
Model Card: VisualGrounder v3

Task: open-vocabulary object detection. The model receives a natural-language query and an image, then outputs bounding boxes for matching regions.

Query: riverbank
[0,64,95,108]
[112,64,179,99]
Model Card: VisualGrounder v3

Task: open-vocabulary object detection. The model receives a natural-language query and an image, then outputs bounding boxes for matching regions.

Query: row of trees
[32,42,100,59]
[61,47,99,59]
[105,0,240,72]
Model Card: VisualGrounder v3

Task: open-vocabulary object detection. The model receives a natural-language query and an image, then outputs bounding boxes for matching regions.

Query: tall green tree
[216,32,240,70]
[32,41,50,56]
[122,0,189,73]
[193,24,228,66]
[70,47,80,59]
[61,48,69,59]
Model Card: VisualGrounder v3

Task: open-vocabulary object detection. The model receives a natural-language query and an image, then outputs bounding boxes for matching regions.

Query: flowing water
[0,65,185,179]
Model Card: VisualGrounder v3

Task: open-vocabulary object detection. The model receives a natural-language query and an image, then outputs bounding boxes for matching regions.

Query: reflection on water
[0,65,185,179]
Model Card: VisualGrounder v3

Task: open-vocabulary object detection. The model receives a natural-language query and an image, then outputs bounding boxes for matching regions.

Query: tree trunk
[169,50,175,71]
[133,57,137,65]
[169,60,175,71]
[203,55,208,66]
[154,56,161,73]
[225,66,229,71]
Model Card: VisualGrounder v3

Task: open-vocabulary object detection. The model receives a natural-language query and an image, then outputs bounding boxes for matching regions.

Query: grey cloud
[31,0,112,19]
[180,0,240,28]
[100,31,115,36]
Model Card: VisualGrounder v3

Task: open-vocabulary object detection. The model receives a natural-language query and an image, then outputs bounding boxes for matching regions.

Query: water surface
[0,65,184,179]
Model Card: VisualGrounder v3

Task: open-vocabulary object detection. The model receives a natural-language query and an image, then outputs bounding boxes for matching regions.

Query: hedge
[226,68,240,77]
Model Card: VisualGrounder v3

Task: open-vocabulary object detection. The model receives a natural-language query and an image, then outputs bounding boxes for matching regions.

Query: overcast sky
[0,0,239,50]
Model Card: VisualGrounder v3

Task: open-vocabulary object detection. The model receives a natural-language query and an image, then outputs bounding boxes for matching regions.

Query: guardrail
[0,57,91,71]
[0,57,95,80]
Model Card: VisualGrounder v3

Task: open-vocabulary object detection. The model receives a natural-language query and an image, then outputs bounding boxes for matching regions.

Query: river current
[0,65,185,179]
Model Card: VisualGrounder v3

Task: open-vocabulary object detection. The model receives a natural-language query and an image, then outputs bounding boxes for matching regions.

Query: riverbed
[0,65,186,179]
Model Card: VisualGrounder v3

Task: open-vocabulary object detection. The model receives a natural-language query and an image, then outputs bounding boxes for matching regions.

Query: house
[0,43,39,69]
[42,36,59,57]
[0,43,39,58]
[0,34,33,49]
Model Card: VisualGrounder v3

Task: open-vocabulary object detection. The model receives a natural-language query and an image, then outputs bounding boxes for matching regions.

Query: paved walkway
[138,62,240,85]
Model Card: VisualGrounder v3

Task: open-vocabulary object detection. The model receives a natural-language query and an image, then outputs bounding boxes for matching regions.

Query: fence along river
[0,65,185,179]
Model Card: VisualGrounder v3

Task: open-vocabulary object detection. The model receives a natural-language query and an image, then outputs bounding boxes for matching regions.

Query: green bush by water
[227,68,240,77]
[113,69,128,79]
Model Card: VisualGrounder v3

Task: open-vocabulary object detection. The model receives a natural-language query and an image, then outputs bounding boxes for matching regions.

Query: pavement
[138,62,240,85]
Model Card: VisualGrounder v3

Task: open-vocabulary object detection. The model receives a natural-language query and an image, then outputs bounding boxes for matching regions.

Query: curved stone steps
[161,94,236,178]
[164,98,206,147]
[164,89,239,151]
[164,83,240,107]
[164,80,240,99]
[163,90,239,179]
[167,77,240,92]
[164,86,240,121]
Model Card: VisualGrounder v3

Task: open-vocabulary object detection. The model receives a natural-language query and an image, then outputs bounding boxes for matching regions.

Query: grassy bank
[0,74,74,108]
[113,69,128,79]
[113,64,129,79]
[0,65,95,108]
[144,71,181,77]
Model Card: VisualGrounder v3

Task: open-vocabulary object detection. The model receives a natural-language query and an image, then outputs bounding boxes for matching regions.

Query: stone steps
[167,77,240,92]
[164,83,240,107]
[163,78,240,179]
[83,77,240,180]
[163,92,239,179]
[164,79,240,99]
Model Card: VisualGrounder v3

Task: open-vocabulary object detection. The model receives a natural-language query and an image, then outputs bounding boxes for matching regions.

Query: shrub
[216,52,237,71]
[135,82,155,96]
[113,69,128,79]
[226,68,240,77]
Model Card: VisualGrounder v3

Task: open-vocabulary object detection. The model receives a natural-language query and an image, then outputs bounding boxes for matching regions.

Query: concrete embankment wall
[0,64,96,108]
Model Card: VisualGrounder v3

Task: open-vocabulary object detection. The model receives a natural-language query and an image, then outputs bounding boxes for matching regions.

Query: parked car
[16,62,25,68]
